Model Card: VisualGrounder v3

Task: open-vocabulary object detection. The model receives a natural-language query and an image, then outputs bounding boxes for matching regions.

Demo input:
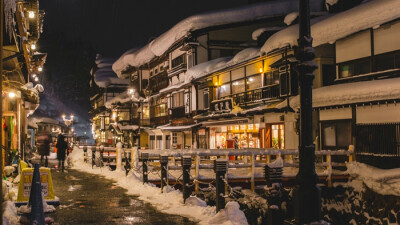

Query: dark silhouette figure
[37,132,51,167]
[56,134,68,172]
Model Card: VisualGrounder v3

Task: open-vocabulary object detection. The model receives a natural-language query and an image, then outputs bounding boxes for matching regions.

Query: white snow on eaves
[262,0,400,54]
[149,0,323,57]
[284,12,299,25]
[276,76,400,109]
[186,47,261,83]
[113,0,324,76]
[94,55,129,88]
[252,27,282,40]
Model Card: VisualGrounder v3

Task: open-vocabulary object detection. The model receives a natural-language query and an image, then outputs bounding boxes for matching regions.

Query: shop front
[202,118,263,149]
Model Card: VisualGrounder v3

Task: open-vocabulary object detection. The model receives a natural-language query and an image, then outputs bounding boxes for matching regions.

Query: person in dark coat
[37,132,51,167]
[56,134,68,172]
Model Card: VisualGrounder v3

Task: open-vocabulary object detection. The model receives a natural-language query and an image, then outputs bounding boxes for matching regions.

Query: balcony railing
[170,107,185,119]
[167,64,187,77]
[150,115,170,126]
[226,84,280,105]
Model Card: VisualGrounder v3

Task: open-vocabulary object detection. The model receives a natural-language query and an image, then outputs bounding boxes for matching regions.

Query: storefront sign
[211,98,233,112]
[184,91,190,114]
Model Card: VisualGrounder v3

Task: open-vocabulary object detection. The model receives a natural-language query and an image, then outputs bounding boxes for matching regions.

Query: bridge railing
[138,148,353,190]
[79,146,353,190]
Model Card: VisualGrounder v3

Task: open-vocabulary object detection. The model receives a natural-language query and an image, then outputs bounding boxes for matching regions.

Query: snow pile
[262,0,400,54]
[346,162,400,196]
[70,147,248,225]
[3,201,19,225]
[113,0,324,76]
[208,201,248,225]
[276,77,400,109]
[185,196,208,207]
[93,55,130,88]
[284,12,298,25]
[268,156,284,168]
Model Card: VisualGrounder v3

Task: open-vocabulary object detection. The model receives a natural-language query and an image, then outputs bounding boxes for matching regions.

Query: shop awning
[157,123,200,131]
[201,118,249,127]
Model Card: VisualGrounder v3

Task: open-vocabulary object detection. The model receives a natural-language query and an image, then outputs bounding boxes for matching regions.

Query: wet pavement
[51,169,197,225]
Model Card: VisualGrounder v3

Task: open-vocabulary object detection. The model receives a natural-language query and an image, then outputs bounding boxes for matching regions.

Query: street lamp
[62,114,74,127]
[293,0,321,224]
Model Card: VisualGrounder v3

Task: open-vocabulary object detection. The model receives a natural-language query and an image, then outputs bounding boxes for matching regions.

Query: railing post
[182,155,192,203]
[215,159,228,212]
[250,153,255,192]
[83,146,88,163]
[264,162,283,225]
[326,153,332,188]
[160,154,169,193]
[141,152,149,184]
[266,155,271,163]
[116,143,122,171]
[91,147,96,168]
[124,151,131,176]
[99,145,104,167]
[194,154,200,194]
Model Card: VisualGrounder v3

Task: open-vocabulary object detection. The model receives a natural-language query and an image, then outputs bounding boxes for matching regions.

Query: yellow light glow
[215,82,218,86]
[34,77,39,82]
[8,92,16,98]
[28,11,35,18]
[259,68,263,73]
[31,44,36,50]
[38,67,43,72]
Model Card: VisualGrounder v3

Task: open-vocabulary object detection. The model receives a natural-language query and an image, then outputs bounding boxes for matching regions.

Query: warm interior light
[128,88,134,94]
[8,92,16,98]
[215,82,218,86]
[259,68,263,73]
[34,77,39,82]
[28,11,35,18]
[32,74,37,78]
[249,77,254,82]
[31,44,36,50]
[38,67,43,72]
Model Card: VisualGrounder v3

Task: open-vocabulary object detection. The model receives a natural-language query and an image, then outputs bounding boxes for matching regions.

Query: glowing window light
[8,92,16,98]
[28,11,35,18]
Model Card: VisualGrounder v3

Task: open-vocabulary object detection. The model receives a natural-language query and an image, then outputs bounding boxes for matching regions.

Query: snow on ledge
[276,77,400,109]
[262,0,400,54]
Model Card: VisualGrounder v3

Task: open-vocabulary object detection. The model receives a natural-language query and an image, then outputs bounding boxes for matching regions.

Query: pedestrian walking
[56,134,68,172]
[37,132,51,167]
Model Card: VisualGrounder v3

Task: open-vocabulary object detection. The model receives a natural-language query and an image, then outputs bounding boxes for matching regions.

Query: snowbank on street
[346,162,400,196]
[208,201,248,225]
[69,147,249,225]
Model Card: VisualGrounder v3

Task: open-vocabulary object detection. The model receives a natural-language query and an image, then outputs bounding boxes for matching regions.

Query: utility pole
[293,0,321,224]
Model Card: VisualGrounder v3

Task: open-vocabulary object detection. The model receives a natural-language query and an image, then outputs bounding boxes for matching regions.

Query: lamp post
[293,0,321,224]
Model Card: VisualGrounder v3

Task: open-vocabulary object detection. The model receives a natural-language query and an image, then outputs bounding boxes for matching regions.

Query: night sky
[39,0,248,56]
[34,0,249,131]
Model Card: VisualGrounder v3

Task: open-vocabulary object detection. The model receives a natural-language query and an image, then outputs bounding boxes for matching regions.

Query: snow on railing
[79,146,353,191]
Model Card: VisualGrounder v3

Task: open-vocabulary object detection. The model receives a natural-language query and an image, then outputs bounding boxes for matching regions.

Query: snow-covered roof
[94,55,130,88]
[27,118,38,129]
[34,117,61,125]
[113,0,324,77]
[104,91,146,109]
[251,27,282,41]
[158,47,262,94]
[276,75,400,109]
[185,57,232,83]
[261,0,400,54]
